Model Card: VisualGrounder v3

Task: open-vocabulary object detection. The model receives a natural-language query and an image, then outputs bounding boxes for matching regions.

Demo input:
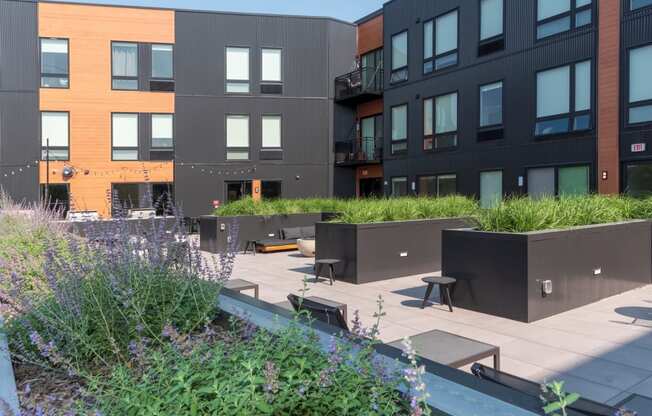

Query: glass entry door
[480,170,502,208]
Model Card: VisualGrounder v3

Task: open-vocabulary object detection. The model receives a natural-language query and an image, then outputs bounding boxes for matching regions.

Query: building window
[390,31,408,84]
[226,47,250,94]
[625,161,652,196]
[535,60,592,136]
[418,174,456,197]
[40,38,69,88]
[481,0,504,41]
[226,180,252,203]
[151,44,173,79]
[537,0,592,40]
[631,0,652,10]
[479,81,503,128]
[226,115,249,160]
[41,112,69,161]
[261,180,282,199]
[391,104,408,155]
[41,184,70,218]
[424,10,458,74]
[262,115,282,148]
[112,113,139,160]
[628,45,652,125]
[361,48,383,91]
[424,92,458,151]
[261,48,282,94]
[151,114,173,149]
[391,177,408,197]
[527,165,589,198]
[112,42,138,90]
[480,170,502,208]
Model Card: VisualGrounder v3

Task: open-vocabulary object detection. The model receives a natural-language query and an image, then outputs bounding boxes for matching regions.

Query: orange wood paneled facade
[38,3,175,217]
[357,14,383,56]
[597,0,620,194]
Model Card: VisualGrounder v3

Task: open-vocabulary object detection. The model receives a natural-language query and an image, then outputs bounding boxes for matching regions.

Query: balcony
[334,137,383,166]
[334,66,383,104]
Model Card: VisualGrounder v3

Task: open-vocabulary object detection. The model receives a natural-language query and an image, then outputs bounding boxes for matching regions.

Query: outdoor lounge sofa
[254,226,316,253]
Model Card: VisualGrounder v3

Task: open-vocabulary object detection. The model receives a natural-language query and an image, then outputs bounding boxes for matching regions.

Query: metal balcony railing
[334,137,383,166]
[334,66,383,103]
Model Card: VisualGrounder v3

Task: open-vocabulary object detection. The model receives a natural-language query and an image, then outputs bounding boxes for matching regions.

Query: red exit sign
[632,143,647,153]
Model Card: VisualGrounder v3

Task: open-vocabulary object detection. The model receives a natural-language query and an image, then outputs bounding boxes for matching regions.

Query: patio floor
[206,249,652,406]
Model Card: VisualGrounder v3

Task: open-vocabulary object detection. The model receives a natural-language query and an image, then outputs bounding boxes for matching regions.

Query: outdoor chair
[250,226,316,253]
[287,294,349,331]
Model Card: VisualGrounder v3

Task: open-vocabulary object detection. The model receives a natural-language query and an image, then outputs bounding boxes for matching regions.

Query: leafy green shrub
[474,195,650,232]
[215,196,478,223]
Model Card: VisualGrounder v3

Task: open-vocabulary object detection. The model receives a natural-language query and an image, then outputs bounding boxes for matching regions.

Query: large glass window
[537,0,592,40]
[151,114,173,148]
[261,49,282,83]
[480,81,503,127]
[391,104,408,154]
[391,177,408,197]
[112,42,138,90]
[41,112,69,161]
[151,44,173,79]
[424,10,458,74]
[625,161,652,197]
[629,45,652,125]
[480,0,504,41]
[528,165,589,197]
[262,115,282,148]
[390,31,408,84]
[40,38,69,88]
[480,170,502,208]
[535,60,592,136]
[631,0,652,10]
[226,47,250,93]
[226,115,249,160]
[261,180,282,199]
[418,174,456,197]
[112,113,138,160]
[424,92,458,151]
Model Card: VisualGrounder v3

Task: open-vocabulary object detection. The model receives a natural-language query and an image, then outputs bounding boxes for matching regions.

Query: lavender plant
[2,200,237,374]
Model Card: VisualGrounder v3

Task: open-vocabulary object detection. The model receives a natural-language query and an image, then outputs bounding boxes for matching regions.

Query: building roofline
[354,7,383,25]
[37,0,356,26]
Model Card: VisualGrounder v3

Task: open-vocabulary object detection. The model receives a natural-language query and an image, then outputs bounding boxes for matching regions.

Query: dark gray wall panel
[0,0,39,203]
[381,0,597,198]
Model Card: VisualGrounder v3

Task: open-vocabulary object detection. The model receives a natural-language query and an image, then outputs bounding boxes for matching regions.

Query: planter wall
[200,213,336,253]
[442,220,652,322]
[60,217,179,238]
[316,218,471,284]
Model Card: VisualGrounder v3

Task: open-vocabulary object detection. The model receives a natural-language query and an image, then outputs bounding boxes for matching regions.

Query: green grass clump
[475,195,649,233]
[214,196,478,223]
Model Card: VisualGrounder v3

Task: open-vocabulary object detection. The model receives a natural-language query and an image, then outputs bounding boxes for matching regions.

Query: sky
[65,0,386,22]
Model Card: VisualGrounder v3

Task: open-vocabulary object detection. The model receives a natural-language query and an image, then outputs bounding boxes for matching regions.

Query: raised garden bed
[441,220,652,322]
[200,213,336,253]
[316,218,471,284]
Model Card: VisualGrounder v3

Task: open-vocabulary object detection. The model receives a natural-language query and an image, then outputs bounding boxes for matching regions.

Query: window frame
[417,173,457,197]
[261,179,283,200]
[225,46,251,95]
[111,112,140,161]
[390,103,409,155]
[479,169,504,208]
[626,42,652,127]
[630,0,652,11]
[390,30,409,84]
[526,163,591,197]
[151,43,174,81]
[261,114,283,150]
[535,0,593,41]
[111,41,139,91]
[423,91,459,152]
[150,113,174,150]
[478,80,504,130]
[40,111,70,161]
[261,47,283,84]
[40,37,70,89]
[478,0,506,56]
[423,8,459,75]
[225,113,251,161]
[390,176,409,197]
[534,59,593,137]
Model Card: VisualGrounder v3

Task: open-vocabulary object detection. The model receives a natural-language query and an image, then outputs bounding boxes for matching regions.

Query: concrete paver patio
[210,249,652,405]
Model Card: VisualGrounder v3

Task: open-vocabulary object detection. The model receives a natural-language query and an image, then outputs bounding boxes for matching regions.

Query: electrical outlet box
[220,223,226,231]
[268,233,275,237]
[541,280,553,296]
[593,268,602,276]
[400,252,408,257]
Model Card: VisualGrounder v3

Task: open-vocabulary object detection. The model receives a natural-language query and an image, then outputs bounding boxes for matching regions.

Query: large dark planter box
[316,218,471,284]
[442,220,652,323]
[200,213,336,253]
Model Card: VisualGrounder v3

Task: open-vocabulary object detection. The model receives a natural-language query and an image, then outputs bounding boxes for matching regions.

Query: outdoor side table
[314,259,340,286]
[388,329,500,370]
[422,276,456,312]
[243,240,257,255]
[224,279,259,299]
